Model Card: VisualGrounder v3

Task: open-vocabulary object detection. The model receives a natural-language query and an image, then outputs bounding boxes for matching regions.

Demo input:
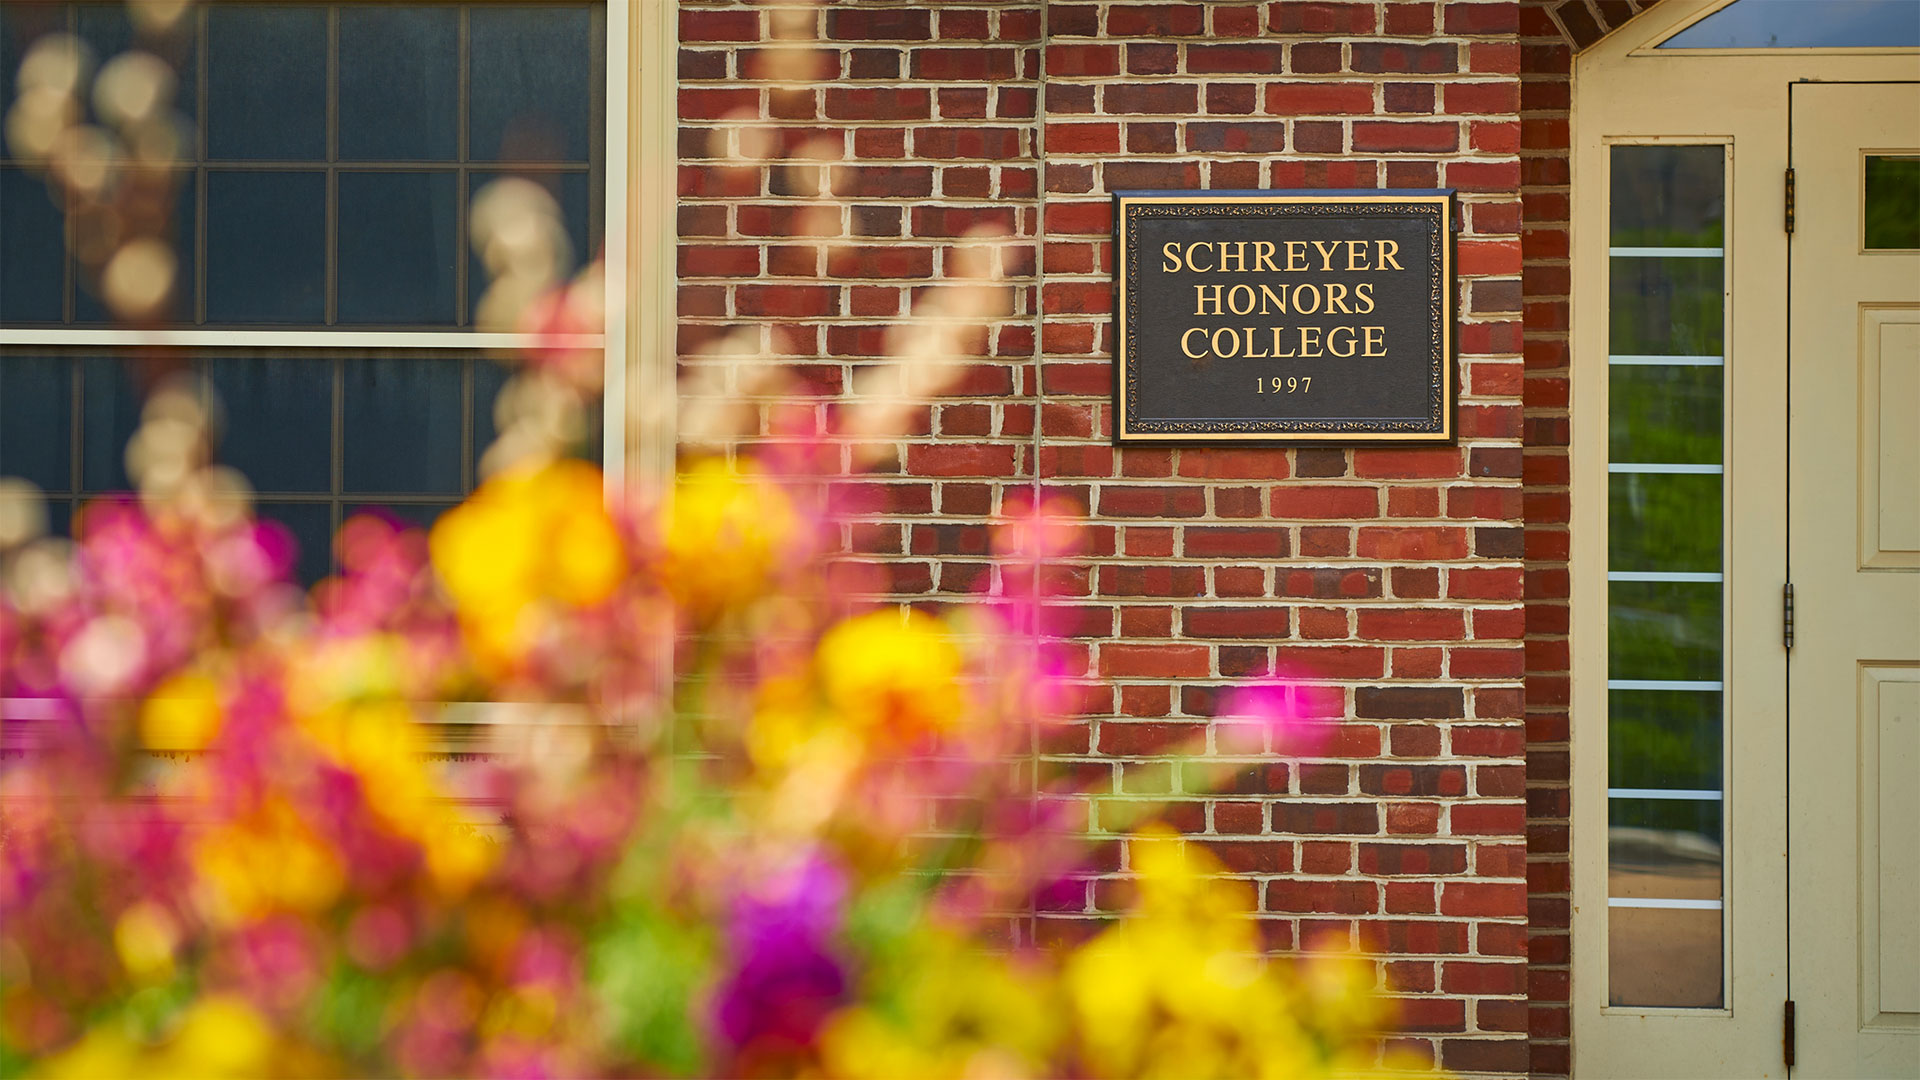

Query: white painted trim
[1607,462,1724,474]
[1608,788,1724,801]
[1608,354,1725,366]
[1608,246,1725,257]
[603,0,631,488]
[1607,898,1724,910]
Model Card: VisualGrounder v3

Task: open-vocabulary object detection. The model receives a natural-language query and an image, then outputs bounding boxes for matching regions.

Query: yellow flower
[660,459,801,619]
[820,932,1060,1080]
[191,799,345,924]
[1062,829,1374,1079]
[814,609,965,746]
[139,672,222,751]
[113,900,181,983]
[35,995,275,1079]
[431,459,626,671]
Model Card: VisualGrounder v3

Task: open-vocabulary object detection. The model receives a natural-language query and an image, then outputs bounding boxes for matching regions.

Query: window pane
[469,5,593,162]
[468,171,593,312]
[1865,155,1920,250]
[206,171,326,324]
[79,356,146,492]
[1608,473,1722,573]
[208,356,332,492]
[1661,0,1920,48]
[337,171,459,325]
[1,167,66,324]
[1608,580,1722,682]
[206,5,326,161]
[0,356,73,492]
[338,5,458,161]
[1608,364,1722,464]
[345,501,451,535]
[1608,907,1723,1008]
[1610,146,1725,247]
[1608,257,1724,357]
[76,175,195,325]
[342,357,462,494]
[76,3,195,126]
[256,501,332,587]
[1609,689,1724,791]
[471,357,512,473]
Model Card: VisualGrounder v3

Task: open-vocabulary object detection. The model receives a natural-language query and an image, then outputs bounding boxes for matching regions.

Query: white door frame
[1570,2,1920,1075]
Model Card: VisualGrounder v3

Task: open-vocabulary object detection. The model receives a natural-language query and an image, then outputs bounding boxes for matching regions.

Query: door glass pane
[338,5,458,161]
[205,171,326,324]
[342,357,462,494]
[1865,155,1920,250]
[1606,145,1727,1009]
[206,5,326,161]
[208,356,332,493]
[1660,0,1920,49]
[337,172,459,325]
[469,5,594,162]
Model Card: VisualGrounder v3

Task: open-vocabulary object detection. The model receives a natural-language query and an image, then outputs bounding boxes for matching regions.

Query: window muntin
[1605,144,1728,1010]
[1,2,608,586]
[1659,0,1920,49]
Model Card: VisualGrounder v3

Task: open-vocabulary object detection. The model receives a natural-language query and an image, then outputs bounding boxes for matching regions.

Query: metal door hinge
[1784,583,1796,649]
[1785,168,1796,233]
[1784,999,1797,1067]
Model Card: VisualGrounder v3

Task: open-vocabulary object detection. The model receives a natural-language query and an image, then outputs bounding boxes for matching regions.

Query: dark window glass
[206,171,326,323]
[205,5,326,161]
[1,168,66,323]
[256,500,333,586]
[470,6,593,162]
[1608,365,1723,465]
[467,170,592,312]
[337,171,459,324]
[208,356,332,492]
[471,357,512,475]
[345,501,451,534]
[338,5,458,161]
[1609,690,1724,791]
[342,357,463,494]
[79,356,146,492]
[1661,0,1920,48]
[0,356,73,491]
[1609,145,1725,248]
[1865,155,1920,250]
[76,175,196,325]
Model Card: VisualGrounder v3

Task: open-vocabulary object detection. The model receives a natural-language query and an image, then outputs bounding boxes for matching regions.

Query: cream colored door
[1788,82,1920,1080]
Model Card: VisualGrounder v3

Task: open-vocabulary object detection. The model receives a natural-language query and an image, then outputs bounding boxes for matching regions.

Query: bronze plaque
[1113,190,1454,443]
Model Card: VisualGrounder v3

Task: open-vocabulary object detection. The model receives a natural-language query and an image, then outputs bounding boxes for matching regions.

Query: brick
[1356,686,1466,719]
[1100,644,1210,679]
[1351,42,1459,73]
[1274,801,1379,834]
[825,8,931,41]
[1184,527,1289,559]
[1352,121,1461,153]
[1183,606,1291,639]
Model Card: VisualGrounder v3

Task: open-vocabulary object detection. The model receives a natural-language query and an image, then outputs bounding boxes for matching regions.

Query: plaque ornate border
[1113,191,1455,443]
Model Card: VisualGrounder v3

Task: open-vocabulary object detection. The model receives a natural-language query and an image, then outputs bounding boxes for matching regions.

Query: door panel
[1788,81,1920,1080]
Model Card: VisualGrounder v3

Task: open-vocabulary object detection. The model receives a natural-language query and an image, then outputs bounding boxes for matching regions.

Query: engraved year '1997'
[1255,376,1311,394]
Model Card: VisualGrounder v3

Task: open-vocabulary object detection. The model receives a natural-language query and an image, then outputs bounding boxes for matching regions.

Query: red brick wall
[1517,2,1658,1075]
[678,2,1540,1073]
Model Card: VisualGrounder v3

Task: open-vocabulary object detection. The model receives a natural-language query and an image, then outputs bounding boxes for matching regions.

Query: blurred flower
[659,459,805,622]
[430,459,625,676]
[815,610,965,748]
